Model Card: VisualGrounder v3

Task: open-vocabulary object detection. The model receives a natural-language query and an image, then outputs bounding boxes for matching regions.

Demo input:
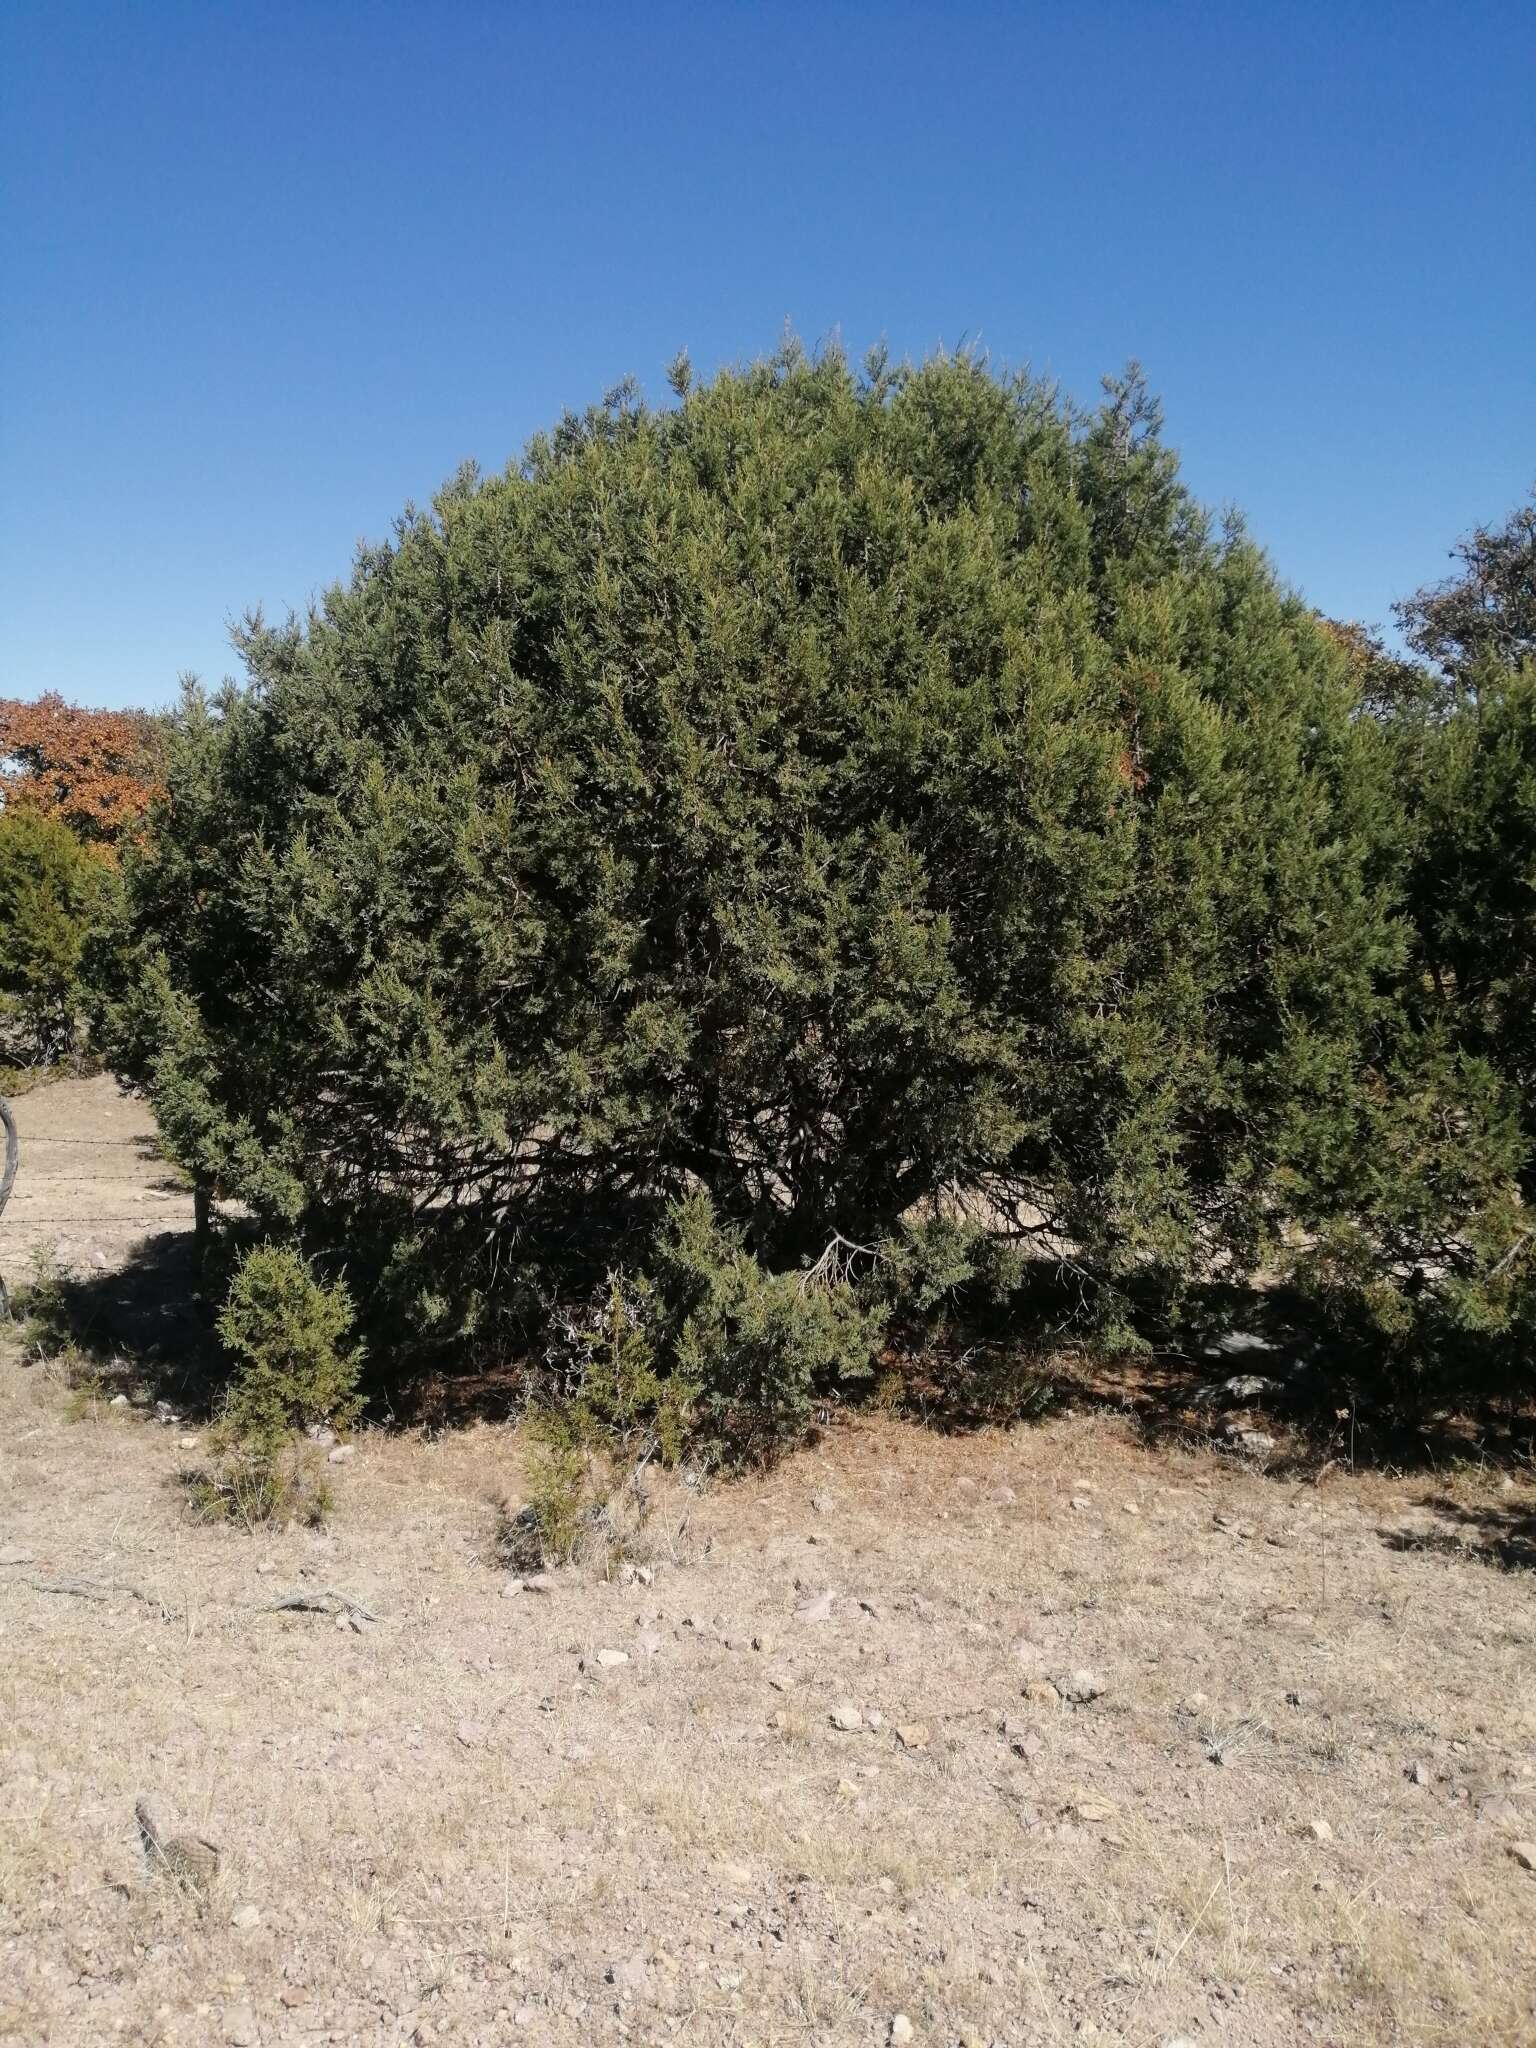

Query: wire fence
[0,1101,194,1246]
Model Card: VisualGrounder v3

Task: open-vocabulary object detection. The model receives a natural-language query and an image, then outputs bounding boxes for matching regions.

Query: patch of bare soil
[0,1074,195,1289]
[2,1083,1534,2047]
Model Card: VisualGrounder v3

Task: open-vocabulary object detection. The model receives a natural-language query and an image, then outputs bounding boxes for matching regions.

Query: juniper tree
[103,343,1506,1400]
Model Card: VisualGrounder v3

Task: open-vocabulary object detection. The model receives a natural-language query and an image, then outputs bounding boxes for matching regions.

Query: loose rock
[830,1702,862,1732]
[230,1901,262,1931]
[890,2017,915,2045]
[1054,1669,1104,1704]
[795,1588,836,1624]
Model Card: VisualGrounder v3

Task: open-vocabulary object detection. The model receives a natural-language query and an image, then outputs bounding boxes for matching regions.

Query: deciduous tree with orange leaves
[0,692,164,850]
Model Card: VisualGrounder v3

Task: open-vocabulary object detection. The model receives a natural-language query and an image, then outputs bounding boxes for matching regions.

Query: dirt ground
[0,1074,196,1289]
[2,1081,1535,2048]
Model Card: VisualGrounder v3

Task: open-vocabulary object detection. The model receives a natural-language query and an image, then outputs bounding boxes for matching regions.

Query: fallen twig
[23,1575,178,1621]
[261,1585,381,1622]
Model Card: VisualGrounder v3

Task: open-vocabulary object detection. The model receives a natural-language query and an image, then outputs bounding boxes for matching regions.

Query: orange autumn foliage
[0,693,164,852]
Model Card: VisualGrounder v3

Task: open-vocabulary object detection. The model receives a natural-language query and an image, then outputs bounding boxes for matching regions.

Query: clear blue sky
[2,1,1532,711]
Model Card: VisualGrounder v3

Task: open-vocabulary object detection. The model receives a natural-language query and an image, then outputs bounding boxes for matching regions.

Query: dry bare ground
[2,1083,1535,2048]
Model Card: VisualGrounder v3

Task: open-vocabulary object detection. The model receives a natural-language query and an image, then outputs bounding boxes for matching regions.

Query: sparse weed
[183,1430,334,1530]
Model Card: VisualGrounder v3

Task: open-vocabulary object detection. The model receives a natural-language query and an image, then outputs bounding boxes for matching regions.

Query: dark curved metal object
[0,1095,16,1319]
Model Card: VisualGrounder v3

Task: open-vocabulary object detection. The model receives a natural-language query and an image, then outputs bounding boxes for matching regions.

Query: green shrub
[660,1194,883,1458]
[105,341,1520,1422]
[0,810,110,1065]
[216,1243,362,1450]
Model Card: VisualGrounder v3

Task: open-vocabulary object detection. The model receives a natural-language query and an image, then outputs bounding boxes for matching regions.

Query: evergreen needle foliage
[102,342,1528,1433]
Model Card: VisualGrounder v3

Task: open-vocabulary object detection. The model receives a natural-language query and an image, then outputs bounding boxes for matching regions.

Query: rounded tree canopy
[112,341,1433,1355]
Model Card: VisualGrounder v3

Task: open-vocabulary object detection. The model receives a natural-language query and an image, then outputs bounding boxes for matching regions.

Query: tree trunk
[0,1096,17,1320]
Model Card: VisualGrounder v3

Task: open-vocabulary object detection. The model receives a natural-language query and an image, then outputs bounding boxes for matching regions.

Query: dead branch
[23,1575,178,1620]
[260,1585,381,1622]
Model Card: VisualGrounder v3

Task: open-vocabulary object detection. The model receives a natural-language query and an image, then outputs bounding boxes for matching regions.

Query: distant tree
[1395,491,1536,685]
[105,343,1517,1419]
[1331,493,1536,1395]
[0,692,165,849]
[0,809,110,1064]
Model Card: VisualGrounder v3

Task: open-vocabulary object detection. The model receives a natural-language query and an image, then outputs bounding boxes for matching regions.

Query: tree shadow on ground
[1379,1492,1536,1571]
[893,1267,1536,1479]
[17,1228,226,1416]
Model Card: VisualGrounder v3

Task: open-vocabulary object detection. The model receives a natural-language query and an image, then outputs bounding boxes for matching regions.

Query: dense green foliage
[0,809,111,1065]
[216,1243,361,1447]
[1344,493,1536,1379]
[102,346,1532,1431]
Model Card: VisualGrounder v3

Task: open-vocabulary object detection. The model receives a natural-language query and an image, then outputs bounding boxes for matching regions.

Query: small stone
[524,1572,555,1593]
[988,1484,1016,1506]
[1308,1818,1334,1842]
[795,1588,836,1624]
[1208,1331,1278,1357]
[457,1720,488,1748]
[635,1630,663,1659]
[307,1424,337,1446]
[1510,1842,1536,1870]
[1408,1760,1431,1787]
[501,1578,524,1599]
[110,1393,130,1408]
[830,1702,862,1732]
[513,2007,537,2026]
[890,2017,915,2045]
[1232,1429,1277,1456]
[635,1565,654,1586]
[1055,1668,1104,1704]
[594,1648,629,1668]
[811,1492,835,1514]
[895,1723,930,1751]
[224,2006,258,2046]
[1070,1796,1117,1823]
[1069,1496,1091,1511]
[607,1954,649,1996]
[178,1435,200,1450]
[1022,1678,1058,1705]
[326,1444,355,1464]
[229,1902,261,1931]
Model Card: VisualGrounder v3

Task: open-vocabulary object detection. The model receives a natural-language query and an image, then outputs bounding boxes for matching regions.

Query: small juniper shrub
[189,1244,360,1528]
[510,1271,698,1571]
[659,1194,883,1462]
[872,1214,1058,1425]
